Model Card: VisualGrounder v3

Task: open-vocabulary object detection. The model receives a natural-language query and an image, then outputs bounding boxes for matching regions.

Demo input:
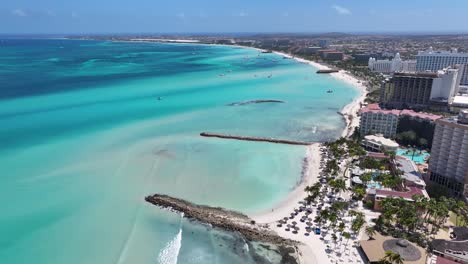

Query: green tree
[381,251,404,264]
[365,226,376,240]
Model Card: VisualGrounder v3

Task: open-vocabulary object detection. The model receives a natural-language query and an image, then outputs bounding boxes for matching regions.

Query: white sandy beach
[248,51,368,264]
[249,144,331,264]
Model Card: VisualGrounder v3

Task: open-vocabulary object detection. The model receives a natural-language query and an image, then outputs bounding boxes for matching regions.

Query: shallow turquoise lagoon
[0,39,359,263]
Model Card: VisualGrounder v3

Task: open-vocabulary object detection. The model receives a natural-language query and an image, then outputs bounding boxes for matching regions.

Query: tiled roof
[376,186,426,200]
[360,104,442,121]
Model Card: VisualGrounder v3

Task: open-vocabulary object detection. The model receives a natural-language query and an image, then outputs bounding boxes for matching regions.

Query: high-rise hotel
[428,110,468,198]
[416,47,468,85]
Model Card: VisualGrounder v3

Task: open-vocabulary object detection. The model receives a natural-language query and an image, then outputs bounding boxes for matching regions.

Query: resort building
[430,227,468,264]
[396,156,426,189]
[360,104,400,137]
[361,134,399,152]
[416,47,468,85]
[380,67,461,110]
[450,95,468,112]
[428,110,468,197]
[359,104,441,138]
[318,39,329,48]
[368,53,417,74]
[359,234,427,264]
[318,50,344,61]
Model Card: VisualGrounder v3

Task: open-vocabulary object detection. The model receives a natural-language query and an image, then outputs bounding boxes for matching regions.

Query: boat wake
[157,213,184,264]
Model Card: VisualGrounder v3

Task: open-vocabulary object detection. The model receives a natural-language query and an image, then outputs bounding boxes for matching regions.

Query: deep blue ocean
[0,39,358,263]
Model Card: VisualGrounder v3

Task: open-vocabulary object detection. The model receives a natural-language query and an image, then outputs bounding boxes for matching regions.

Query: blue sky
[2,0,468,34]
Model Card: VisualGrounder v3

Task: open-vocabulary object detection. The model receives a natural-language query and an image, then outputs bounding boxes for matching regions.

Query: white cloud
[239,11,248,17]
[46,9,56,17]
[12,9,27,17]
[332,5,351,15]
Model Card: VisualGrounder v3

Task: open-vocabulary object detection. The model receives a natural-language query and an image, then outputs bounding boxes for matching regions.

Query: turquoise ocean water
[0,39,358,263]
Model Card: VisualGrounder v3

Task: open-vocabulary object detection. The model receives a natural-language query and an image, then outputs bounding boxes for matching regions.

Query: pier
[200,132,313,145]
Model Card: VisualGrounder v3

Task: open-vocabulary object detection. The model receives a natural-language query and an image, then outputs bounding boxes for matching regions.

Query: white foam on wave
[158,213,184,264]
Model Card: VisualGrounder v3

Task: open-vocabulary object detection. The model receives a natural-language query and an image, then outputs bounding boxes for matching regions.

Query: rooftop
[360,232,426,264]
[452,95,468,106]
[364,135,399,148]
[395,156,425,186]
[360,104,442,121]
[376,186,428,200]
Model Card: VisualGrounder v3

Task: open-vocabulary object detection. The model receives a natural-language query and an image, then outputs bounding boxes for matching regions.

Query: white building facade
[368,53,417,74]
[416,47,468,85]
[428,110,468,197]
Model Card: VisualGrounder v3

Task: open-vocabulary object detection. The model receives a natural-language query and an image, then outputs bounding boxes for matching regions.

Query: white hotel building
[416,47,468,85]
[368,53,416,74]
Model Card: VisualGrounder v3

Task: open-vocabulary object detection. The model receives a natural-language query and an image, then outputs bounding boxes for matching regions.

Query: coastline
[76,38,366,264]
[244,51,367,263]
[248,143,328,264]
[271,51,367,138]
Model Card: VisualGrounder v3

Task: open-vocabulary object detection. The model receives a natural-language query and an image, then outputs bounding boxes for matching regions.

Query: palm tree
[365,226,376,240]
[381,251,404,264]
[330,178,347,194]
[342,231,351,254]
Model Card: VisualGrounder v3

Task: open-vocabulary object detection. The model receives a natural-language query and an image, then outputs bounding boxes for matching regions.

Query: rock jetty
[145,194,297,246]
[200,132,313,145]
[227,99,285,106]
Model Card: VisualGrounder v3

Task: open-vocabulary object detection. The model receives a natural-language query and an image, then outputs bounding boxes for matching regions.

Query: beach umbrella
[287,224,292,228]
[283,217,289,221]
[305,233,310,236]
[277,224,282,227]
[292,230,298,234]
[292,221,297,225]
[294,208,299,212]
[285,228,290,231]
[294,226,300,230]
[306,222,312,226]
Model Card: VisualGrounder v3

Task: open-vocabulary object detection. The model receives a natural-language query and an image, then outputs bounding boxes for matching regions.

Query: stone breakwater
[226,99,285,106]
[145,194,301,263]
[145,194,297,245]
[200,132,313,145]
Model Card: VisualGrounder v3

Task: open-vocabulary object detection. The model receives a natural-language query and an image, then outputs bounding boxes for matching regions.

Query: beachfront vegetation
[374,195,468,247]
[379,251,404,264]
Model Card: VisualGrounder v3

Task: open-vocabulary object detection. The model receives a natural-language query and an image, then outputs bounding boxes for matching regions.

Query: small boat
[157,97,162,101]
[326,89,333,93]
[219,74,225,77]
[267,74,272,78]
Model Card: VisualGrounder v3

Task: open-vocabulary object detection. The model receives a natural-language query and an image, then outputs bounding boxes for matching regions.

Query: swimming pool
[367,181,382,189]
[396,148,430,164]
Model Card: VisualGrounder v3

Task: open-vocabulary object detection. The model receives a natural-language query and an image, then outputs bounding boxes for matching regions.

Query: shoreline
[75,38,365,264]
[271,51,367,138]
[248,144,330,264]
